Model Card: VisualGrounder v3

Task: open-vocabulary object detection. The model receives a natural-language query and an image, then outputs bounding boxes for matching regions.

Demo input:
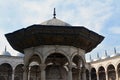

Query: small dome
[41,18,71,26]
[110,53,119,57]
[0,51,11,56]
[0,46,11,56]
[101,56,110,59]
[16,53,24,57]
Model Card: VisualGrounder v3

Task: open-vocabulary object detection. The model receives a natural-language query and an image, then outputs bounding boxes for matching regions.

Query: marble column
[68,65,72,80]
[96,71,99,80]
[82,67,86,80]
[105,71,108,80]
[78,68,81,80]
[89,71,91,80]
[40,64,46,80]
[23,66,29,80]
[28,66,31,80]
[12,70,15,80]
[116,69,118,80]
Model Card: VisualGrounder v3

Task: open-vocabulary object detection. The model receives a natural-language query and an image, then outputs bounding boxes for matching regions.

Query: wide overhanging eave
[5,25,104,53]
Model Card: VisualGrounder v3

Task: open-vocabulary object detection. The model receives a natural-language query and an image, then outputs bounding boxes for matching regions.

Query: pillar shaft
[82,67,86,80]
[116,70,118,80]
[78,69,81,80]
[12,70,14,80]
[89,71,91,80]
[68,65,72,80]
[23,66,29,80]
[96,72,99,80]
[105,71,108,80]
[28,67,31,80]
[40,64,46,80]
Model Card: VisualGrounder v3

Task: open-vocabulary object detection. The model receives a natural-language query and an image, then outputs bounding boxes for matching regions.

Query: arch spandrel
[117,63,120,70]
[96,64,105,71]
[24,49,43,66]
[43,48,70,63]
[0,63,13,70]
[105,62,116,71]
[71,52,85,61]
[25,54,42,67]
[71,53,86,67]
[45,53,69,65]
[116,60,120,70]
[98,66,105,70]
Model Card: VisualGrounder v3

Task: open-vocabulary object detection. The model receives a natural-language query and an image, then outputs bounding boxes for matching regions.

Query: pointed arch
[107,64,116,80]
[72,54,85,80]
[25,50,42,66]
[43,48,70,63]
[14,64,24,80]
[71,51,85,63]
[98,66,106,80]
[0,63,12,80]
[45,53,68,80]
[26,54,42,66]
[91,67,97,80]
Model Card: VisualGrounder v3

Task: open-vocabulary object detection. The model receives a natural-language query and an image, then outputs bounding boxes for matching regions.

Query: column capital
[23,66,29,72]
[40,63,46,70]
[81,66,86,73]
[68,65,73,71]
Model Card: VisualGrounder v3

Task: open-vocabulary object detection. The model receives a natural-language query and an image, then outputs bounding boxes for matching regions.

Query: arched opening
[30,65,40,80]
[45,53,68,80]
[72,55,84,80]
[28,54,41,66]
[14,64,24,80]
[107,64,116,80]
[86,69,89,80]
[98,66,106,80]
[91,68,97,80]
[0,63,12,80]
[28,54,42,80]
[117,63,120,80]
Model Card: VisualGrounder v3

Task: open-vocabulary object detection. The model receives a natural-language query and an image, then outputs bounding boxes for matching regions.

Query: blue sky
[0,0,120,60]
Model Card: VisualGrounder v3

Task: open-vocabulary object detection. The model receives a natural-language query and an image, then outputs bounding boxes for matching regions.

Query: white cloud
[0,0,116,56]
[109,27,120,34]
[15,0,114,33]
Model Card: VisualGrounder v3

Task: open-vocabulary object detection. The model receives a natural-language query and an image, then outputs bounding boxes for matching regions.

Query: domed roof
[0,51,11,56]
[41,8,71,26]
[110,53,119,57]
[0,47,11,56]
[1,51,11,56]
[41,18,71,26]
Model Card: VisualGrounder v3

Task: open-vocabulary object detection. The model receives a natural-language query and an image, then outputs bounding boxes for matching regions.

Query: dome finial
[53,8,56,18]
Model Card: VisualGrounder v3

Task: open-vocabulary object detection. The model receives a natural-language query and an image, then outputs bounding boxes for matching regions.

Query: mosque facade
[1,10,119,80]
